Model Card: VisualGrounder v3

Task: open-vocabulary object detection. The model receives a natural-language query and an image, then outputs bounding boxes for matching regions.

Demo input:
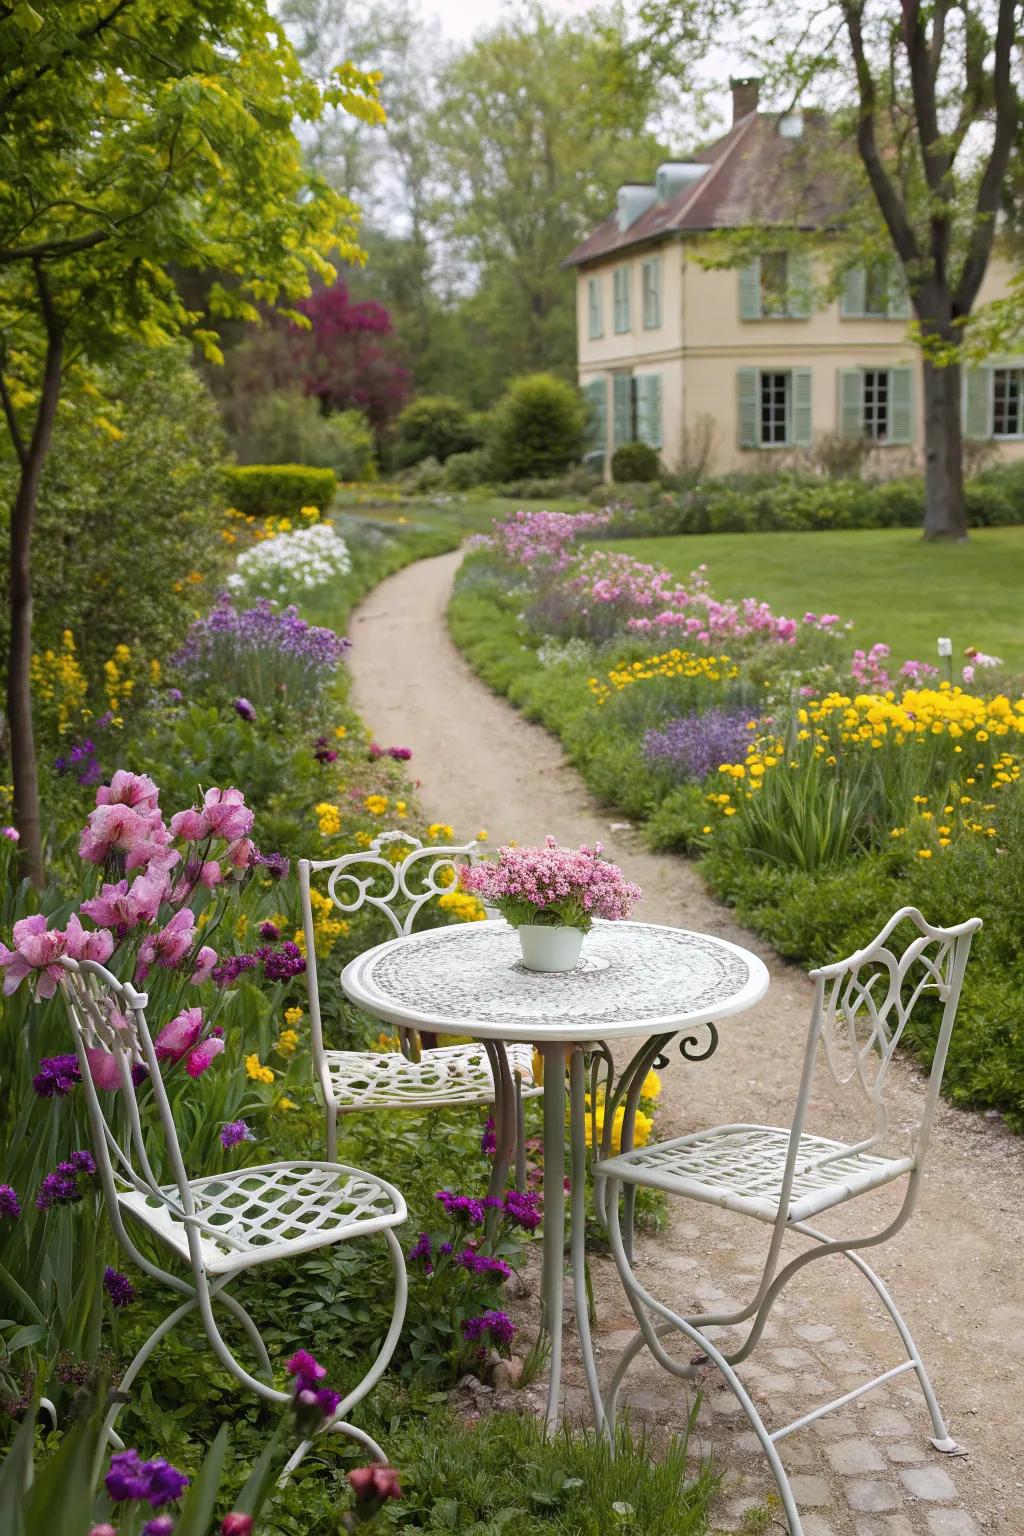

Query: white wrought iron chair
[593,907,981,1536]
[58,956,408,1475]
[298,832,539,1191]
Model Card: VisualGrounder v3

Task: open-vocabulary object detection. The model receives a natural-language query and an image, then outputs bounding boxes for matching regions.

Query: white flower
[231,523,352,598]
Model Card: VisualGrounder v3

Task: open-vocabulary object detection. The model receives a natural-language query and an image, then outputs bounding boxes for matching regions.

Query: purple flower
[455,1250,512,1279]
[105,1449,190,1507]
[257,940,305,982]
[0,1184,21,1219]
[503,1189,542,1231]
[435,1190,486,1226]
[167,687,183,703]
[643,708,757,785]
[104,1267,137,1308]
[233,697,256,722]
[408,1232,433,1273]
[258,920,280,940]
[212,952,260,986]
[1,826,19,842]
[480,1117,496,1157]
[462,1309,516,1349]
[313,736,338,764]
[255,850,290,881]
[32,1053,81,1097]
[286,1349,326,1392]
[220,1120,254,1149]
[143,1519,175,1536]
[36,1151,97,1210]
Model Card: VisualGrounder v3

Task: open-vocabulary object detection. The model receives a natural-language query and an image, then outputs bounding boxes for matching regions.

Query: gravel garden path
[348,549,1024,1536]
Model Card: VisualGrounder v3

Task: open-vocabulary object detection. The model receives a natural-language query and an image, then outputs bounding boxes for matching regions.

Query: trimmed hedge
[588,464,1024,536]
[221,463,337,517]
[612,441,661,483]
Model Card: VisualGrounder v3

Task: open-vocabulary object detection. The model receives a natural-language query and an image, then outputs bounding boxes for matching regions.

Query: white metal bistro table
[341,917,769,1430]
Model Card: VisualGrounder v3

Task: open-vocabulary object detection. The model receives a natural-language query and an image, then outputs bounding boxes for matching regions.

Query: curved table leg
[540,1042,568,1433]
[569,1046,604,1430]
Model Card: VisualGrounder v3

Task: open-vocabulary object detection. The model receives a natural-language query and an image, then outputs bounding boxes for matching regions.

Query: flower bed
[450,507,1024,1128]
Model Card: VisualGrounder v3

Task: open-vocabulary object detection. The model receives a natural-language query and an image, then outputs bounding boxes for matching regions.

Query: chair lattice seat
[118,1161,405,1276]
[599,1124,913,1224]
[326,1041,536,1110]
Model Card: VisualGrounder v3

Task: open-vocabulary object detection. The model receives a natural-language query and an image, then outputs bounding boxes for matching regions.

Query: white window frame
[587,277,603,340]
[862,369,890,440]
[613,266,631,333]
[642,257,662,329]
[759,369,791,447]
[991,366,1024,439]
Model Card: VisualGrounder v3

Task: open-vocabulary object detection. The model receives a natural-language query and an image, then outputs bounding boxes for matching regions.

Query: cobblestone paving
[349,551,1024,1536]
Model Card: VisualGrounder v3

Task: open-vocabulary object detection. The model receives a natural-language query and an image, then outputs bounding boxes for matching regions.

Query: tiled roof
[563,110,840,269]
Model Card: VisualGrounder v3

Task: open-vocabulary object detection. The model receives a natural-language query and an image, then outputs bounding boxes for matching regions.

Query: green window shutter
[738,259,762,320]
[888,366,914,444]
[737,367,759,448]
[587,278,603,338]
[613,268,631,332]
[839,369,864,437]
[964,367,991,438]
[613,373,633,447]
[840,267,866,319]
[642,259,662,328]
[887,263,912,320]
[636,373,662,447]
[787,252,812,319]
[582,378,607,452]
[791,367,813,446]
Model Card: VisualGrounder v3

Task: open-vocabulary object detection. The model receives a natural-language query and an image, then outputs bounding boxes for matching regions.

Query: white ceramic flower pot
[517,924,585,973]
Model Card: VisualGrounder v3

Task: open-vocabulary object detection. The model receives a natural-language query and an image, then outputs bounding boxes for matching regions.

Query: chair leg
[793,1221,958,1452]
[514,1073,527,1194]
[216,1290,274,1381]
[93,1294,201,1480]
[326,1100,339,1165]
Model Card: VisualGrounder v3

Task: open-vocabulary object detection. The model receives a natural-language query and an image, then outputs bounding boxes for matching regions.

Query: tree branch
[954,0,1021,314]
[0,0,138,116]
[0,363,27,468]
[0,229,109,266]
[842,1,920,267]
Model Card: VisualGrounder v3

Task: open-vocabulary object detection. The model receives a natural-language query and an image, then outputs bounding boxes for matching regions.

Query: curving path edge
[348,548,1024,1536]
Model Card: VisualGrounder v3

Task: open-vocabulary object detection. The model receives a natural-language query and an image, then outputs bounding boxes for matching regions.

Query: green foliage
[222,464,338,518]
[0,344,228,682]
[443,449,492,491]
[488,375,586,482]
[233,393,377,482]
[392,396,481,468]
[611,442,661,484]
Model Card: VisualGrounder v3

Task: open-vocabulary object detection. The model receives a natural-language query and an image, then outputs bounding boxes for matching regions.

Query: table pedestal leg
[569,1047,604,1431]
[541,1044,566,1434]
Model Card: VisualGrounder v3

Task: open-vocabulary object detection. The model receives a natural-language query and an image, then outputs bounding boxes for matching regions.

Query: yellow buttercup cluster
[275,1028,299,1056]
[301,886,351,956]
[427,822,455,840]
[315,801,341,837]
[438,889,487,923]
[31,631,88,734]
[364,794,389,816]
[588,648,738,708]
[245,1053,275,1084]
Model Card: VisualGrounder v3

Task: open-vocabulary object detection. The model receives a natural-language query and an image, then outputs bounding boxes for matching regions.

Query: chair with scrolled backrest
[58,954,407,1474]
[594,907,981,1536]
[298,831,539,1184]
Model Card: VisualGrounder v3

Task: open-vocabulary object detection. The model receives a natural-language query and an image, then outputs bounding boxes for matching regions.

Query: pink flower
[1,826,19,842]
[62,914,114,966]
[189,946,218,985]
[85,1047,123,1092]
[135,909,196,982]
[153,1007,203,1062]
[95,771,160,815]
[185,1036,224,1077]
[79,803,171,872]
[199,860,224,888]
[170,807,204,842]
[81,879,150,931]
[223,837,254,871]
[198,788,253,843]
[0,915,68,998]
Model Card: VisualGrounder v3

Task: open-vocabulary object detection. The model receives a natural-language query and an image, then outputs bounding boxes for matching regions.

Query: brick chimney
[730,76,761,124]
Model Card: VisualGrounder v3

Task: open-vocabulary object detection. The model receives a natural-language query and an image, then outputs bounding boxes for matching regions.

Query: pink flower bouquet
[460,836,641,935]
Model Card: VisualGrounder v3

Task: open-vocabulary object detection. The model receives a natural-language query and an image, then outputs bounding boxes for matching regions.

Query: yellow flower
[315,801,341,837]
[640,1070,661,1100]
[917,849,932,859]
[275,1028,299,1056]
[276,1096,298,1111]
[427,822,455,840]
[355,830,372,848]
[439,890,486,923]
[335,725,347,739]
[245,1053,275,1084]
[476,829,489,841]
[364,794,389,816]
[284,1006,303,1026]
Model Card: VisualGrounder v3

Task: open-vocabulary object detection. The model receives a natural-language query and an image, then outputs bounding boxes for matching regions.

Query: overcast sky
[427,0,594,40]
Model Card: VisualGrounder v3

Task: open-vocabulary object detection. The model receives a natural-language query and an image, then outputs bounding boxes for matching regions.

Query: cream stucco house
[564,79,1023,476]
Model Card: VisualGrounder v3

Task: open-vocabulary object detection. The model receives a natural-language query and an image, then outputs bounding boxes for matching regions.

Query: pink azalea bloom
[62,914,114,966]
[197,787,253,843]
[95,771,160,815]
[154,1007,204,1062]
[170,807,204,842]
[190,946,218,985]
[185,1036,224,1077]
[135,909,195,981]
[0,915,68,998]
[85,1047,123,1092]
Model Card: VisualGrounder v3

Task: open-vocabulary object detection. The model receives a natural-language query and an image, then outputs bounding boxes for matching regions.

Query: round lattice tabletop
[341,919,769,1042]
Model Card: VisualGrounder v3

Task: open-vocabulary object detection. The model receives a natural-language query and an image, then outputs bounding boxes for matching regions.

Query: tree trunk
[6,267,64,887]
[921,354,966,541]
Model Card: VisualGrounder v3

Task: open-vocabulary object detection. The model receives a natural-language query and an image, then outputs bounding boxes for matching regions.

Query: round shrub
[221,464,337,518]
[444,449,492,490]
[392,396,480,468]
[965,481,1016,527]
[487,373,586,481]
[611,441,661,483]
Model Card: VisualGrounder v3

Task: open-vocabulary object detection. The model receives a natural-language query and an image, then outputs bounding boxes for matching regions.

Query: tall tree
[428,2,674,398]
[0,0,381,883]
[639,0,1023,540]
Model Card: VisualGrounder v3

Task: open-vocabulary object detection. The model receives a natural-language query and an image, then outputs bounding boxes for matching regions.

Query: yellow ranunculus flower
[245,1053,275,1084]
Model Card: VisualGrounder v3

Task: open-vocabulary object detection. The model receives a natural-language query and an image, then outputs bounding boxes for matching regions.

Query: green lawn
[604,526,1024,674]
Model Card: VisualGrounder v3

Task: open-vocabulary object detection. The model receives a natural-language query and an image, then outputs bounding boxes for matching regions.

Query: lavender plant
[172,595,349,715]
[644,709,757,785]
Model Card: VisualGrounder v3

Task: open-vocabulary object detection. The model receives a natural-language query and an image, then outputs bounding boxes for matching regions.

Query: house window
[760,371,790,444]
[992,368,1024,437]
[613,267,631,332]
[863,264,891,318]
[642,257,662,328]
[760,254,789,318]
[587,277,603,339]
[862,370,889,439]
